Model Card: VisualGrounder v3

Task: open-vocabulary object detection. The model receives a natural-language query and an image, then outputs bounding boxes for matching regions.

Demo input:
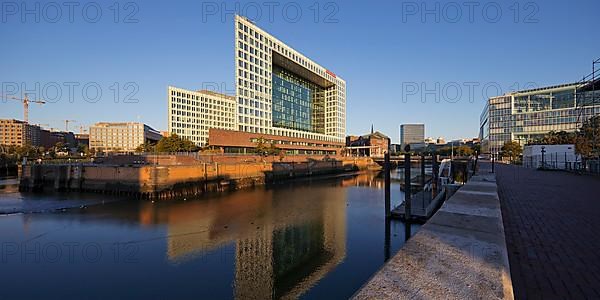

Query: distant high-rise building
[400,124,425,149]
[90,122,161,152]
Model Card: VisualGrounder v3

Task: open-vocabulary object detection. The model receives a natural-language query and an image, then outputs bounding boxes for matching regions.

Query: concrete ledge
[353,165,513,299]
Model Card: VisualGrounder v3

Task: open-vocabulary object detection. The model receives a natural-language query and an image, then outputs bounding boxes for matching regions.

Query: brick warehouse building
[345,131,390,158]
[208,128,343,156]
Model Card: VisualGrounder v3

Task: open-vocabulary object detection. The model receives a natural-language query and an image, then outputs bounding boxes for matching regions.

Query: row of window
[235,18,345,140]
[171,96,234,108]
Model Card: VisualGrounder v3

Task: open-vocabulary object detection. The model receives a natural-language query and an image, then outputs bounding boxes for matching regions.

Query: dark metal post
[404,153,411,221]
[384,218,391,261]
[420,154,425,189]
[491,153,495,173]
[432,155,439,195]
[421,155,426,209]
[384,152,391,218]
[473,151,478,174]
[541,147,546,170]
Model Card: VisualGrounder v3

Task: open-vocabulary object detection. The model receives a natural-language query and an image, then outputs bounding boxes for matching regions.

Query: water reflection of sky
[0,172,418,299]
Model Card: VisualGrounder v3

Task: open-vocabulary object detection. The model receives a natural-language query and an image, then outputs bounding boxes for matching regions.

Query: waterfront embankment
[353,162,513,299]
[18,155,378,199]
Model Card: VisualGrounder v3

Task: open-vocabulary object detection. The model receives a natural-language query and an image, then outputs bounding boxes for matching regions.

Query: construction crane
[64,120,77,132]
[2,93,46,123]
[78,125,88,134]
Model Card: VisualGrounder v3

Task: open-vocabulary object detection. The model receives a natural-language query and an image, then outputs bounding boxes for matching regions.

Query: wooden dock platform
[391,189,445,222]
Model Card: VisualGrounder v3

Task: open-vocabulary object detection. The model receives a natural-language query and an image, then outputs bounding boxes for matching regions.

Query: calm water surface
[0,172,418,299]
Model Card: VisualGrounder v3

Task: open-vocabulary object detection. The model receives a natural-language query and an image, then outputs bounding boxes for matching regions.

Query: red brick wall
[209,128,343,153]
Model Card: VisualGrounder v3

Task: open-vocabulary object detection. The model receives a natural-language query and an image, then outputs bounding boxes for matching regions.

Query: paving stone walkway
[496,163,600,299]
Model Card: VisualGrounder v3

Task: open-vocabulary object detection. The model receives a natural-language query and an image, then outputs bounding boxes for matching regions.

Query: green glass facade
[272,74,312,132]
[272,66,326,133]
[513,88,578,113]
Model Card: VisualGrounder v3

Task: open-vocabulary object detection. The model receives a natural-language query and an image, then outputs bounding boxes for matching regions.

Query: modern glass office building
[234,15,346,144]
[168,16,346,154]
[480,82,600,154]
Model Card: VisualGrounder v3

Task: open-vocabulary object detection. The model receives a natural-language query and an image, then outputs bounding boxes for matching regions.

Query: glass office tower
[169,16,346,154]
[235,15,346,143]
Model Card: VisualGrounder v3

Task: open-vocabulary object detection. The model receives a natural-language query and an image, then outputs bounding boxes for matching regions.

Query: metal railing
[524,153,600,174]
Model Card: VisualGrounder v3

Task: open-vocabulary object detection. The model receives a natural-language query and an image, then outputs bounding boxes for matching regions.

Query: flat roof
[168,86,235,100]
[509,82,582,95]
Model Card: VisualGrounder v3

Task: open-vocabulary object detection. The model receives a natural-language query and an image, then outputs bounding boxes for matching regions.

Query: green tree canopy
[576,116,600,158]
[1,144,43,160]
[254,137,280,157]
[76,144,89,156]
[54,141,68,153]
[501,141,522,162]
[135,142,155,153]
[532,131,576,145]
[155,134,198,153]
[434,145,475,157]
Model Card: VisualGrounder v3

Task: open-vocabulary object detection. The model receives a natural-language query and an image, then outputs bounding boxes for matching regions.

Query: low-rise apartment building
[0,119,41,147]
[89,122,162,152]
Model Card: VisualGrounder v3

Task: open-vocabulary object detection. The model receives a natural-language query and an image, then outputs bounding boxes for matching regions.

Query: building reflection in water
[138,177,356,299]
[4,171,415,299]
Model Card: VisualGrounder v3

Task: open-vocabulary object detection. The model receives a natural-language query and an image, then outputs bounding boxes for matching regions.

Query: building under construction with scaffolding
[479,58,600,155]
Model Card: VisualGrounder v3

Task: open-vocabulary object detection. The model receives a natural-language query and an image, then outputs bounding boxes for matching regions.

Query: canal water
[0,172,417,299]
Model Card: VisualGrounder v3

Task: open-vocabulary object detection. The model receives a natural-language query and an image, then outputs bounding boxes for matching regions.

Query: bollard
[404,220,412,242]
[404,153,411,222]
[384,152,391,218]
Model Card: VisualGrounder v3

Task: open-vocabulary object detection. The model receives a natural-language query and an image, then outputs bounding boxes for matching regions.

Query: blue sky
[1,0,599,142]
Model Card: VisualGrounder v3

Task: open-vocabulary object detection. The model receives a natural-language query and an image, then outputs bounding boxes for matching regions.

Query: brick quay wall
[18,157,378,200]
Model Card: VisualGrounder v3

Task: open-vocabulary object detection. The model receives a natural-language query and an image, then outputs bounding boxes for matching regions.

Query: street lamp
[491,151,499,173]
